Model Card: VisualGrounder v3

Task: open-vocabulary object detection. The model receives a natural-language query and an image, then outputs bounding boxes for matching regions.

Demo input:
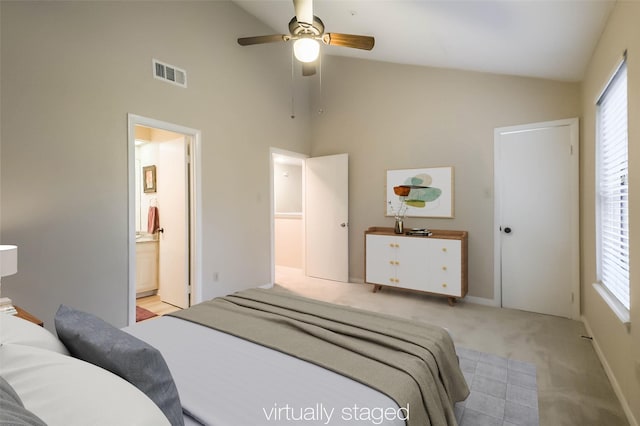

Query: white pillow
[0,344,171,426]
[0,313,69,354]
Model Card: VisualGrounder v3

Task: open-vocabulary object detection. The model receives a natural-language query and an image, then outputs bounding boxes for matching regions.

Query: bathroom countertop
[136,234,158,243]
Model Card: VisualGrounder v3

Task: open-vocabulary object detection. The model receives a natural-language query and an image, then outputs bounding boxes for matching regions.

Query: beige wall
[274,162,303,213]
[274,215,303,268]
[0,1,311,328]
[310,56,581,300]
[2,5,637,420]
[581,2,640,424]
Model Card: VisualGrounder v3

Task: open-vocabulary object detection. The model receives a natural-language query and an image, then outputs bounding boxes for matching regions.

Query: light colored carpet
[275,266,628,426]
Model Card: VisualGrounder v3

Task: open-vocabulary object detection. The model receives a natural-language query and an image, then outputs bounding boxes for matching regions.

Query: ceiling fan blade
[323,33,375,50]
[237,34,289,46]
[293,0,314,26]
[302,63,316,76]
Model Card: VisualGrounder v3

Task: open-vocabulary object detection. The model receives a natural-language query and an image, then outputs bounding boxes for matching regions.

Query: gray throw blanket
[170,288,469,426]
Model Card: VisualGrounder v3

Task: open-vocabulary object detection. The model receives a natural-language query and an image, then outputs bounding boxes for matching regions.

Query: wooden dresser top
[365,226,468,240]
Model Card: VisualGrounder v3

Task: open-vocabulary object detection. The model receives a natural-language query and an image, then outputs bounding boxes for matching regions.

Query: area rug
[136,306,157,322]
[455,347,539,426]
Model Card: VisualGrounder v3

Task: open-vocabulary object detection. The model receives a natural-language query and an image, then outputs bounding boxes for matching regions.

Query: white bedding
[0,313,171,426]
[124,316,407,426]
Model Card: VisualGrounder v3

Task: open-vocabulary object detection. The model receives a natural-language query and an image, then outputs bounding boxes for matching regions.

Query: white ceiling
[233,0,616,82]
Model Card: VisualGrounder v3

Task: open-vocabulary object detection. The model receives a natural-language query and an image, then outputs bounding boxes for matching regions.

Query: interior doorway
[494,118,579,319]
[271,149,307,285]
[127,114,202,325]
[270,149,350,286]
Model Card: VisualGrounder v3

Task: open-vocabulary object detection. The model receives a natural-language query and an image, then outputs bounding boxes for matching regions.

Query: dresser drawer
[365,228,468,304]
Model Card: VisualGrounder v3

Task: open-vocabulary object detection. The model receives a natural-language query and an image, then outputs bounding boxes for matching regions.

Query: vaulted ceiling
[233,0,615,81]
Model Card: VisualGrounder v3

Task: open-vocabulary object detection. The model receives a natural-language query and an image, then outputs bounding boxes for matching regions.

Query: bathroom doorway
[127,114,202,325]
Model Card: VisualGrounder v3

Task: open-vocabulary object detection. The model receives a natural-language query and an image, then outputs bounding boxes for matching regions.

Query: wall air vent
[152,59,187,88]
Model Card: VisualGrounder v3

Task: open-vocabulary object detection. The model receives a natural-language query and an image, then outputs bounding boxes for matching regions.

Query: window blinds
[597,60,629,310]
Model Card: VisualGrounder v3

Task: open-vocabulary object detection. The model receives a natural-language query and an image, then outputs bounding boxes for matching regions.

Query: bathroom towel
[148,206,160,234]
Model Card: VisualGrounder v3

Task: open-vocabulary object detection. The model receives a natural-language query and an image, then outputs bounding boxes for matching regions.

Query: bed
[0,288,468,426]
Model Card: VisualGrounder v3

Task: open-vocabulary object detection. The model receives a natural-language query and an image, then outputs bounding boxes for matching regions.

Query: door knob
[504,227,512,234]
[340,222,348,228]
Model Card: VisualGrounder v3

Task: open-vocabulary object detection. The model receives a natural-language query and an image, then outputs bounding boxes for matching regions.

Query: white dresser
[365,227,468,305]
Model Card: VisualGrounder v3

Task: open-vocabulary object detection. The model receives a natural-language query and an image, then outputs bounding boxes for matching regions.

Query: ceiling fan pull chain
[290,49,296,119]
[318,54,324,115]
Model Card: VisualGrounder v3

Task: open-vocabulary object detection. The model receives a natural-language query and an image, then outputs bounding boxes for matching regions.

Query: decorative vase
[394,218,404,234]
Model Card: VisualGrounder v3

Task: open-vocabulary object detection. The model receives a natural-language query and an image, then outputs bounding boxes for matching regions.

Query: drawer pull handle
[442,247,447,252]
[442,266,447,271]
[442,283,447,288]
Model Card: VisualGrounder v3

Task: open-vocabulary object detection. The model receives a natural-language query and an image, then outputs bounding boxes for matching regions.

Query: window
[596,58,629,315]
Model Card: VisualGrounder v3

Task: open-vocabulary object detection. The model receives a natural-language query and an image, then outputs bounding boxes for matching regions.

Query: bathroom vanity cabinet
[136,240,159,296]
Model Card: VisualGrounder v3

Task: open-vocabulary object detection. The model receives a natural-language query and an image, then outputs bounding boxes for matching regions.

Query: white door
[157,137,190,309]
[495,118,579,319]
[305,153,349,282]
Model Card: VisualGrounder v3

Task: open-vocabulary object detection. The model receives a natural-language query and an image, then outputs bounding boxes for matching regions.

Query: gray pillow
[54,305,184,426]
[0,375,47,426]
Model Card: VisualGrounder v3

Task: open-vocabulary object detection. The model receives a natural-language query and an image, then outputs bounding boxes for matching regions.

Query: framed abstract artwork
[386,166,454,218]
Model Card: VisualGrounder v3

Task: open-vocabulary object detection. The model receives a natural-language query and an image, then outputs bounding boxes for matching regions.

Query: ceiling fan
[237,0,375,76]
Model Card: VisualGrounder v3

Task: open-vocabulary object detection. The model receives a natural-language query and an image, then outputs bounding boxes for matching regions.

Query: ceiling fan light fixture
[293,38,320,63]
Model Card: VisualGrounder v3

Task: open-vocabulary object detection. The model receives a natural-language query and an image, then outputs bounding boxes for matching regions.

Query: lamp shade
[293,38,320,63]
[0,245,18,277]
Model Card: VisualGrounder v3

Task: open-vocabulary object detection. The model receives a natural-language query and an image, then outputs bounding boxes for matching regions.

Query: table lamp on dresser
[0,245,18,315]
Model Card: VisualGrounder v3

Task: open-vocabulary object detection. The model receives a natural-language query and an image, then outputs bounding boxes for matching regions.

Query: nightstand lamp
[0,245,18,315]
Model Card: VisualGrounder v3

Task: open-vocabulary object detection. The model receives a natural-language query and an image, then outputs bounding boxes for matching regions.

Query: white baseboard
[463,295,497,306]
[259,282,274,289]
[582,316,638,426]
